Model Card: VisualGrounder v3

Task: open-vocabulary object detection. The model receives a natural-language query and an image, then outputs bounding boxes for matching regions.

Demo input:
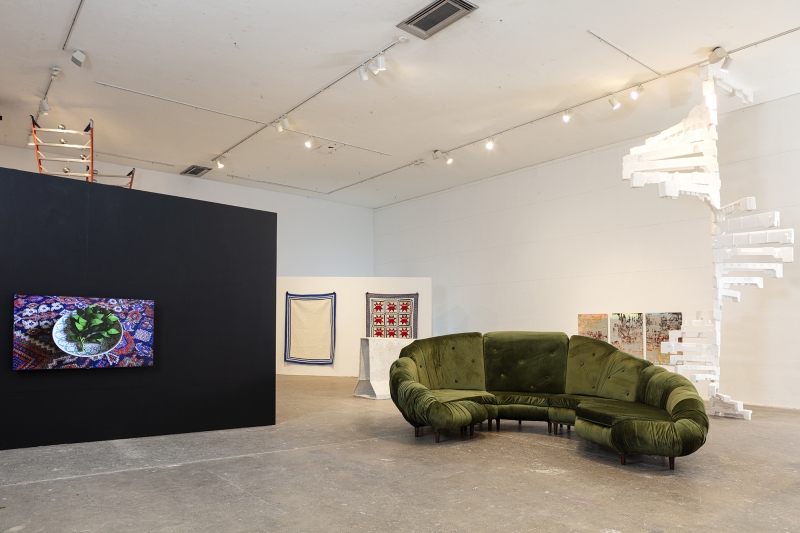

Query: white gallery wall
[374,92,800,410]
[276,277,432,377]
[0,144,374,277]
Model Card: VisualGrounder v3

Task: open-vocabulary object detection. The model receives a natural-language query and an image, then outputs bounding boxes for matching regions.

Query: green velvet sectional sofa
[389,331,708,469]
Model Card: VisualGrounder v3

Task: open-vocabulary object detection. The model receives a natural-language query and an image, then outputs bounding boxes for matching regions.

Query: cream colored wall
[375,93,800,409]
[276,277,432,377]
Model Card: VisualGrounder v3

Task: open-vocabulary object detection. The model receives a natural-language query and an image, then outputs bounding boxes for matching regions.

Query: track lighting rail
[284,128,391,156]
[327,24,800,197]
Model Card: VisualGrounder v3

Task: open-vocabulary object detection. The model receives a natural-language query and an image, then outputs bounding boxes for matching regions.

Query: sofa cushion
[576,399,672,428]
[565,336,651,402]
[484,331,569,393]
[432,389,497,405]
[400,332,485,390]
[491,391,552,407]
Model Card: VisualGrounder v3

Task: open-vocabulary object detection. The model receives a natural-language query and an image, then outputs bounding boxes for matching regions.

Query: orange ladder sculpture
[29,116,135,189]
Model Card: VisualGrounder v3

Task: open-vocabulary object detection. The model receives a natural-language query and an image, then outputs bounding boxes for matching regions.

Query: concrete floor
[1,376,799,533]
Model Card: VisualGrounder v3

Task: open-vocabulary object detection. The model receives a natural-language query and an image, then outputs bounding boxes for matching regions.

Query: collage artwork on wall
[12,295,155,370]
[578,312,682,363]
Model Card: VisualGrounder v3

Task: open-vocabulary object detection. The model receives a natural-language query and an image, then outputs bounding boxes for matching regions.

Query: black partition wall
[0,168,276,450]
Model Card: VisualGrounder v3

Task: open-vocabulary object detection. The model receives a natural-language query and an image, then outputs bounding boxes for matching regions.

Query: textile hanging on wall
[284,292,336,365]
[366,293,418,339]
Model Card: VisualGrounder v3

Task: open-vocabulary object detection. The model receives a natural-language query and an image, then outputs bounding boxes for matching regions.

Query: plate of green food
[52,304,124,357]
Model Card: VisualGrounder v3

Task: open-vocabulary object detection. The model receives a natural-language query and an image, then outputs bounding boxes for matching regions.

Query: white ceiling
[2,1,800,208]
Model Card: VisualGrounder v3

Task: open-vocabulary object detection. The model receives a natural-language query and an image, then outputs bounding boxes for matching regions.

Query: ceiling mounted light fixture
[485,138,495,150]
[562,109,574,123]
[609,95,621,110]
[720,55,733,73]
[367,61,380,76]
[359,66,369,81]
[376,54,387,71]
[631,84,644,100]
[71,50,86,68]
[39,98,51,115]
[708,46,728,66]
[445,152,453,164]
[217,155,226,169]
[304,137,314,148]
[280,117,290,129]
[274,121,283,133]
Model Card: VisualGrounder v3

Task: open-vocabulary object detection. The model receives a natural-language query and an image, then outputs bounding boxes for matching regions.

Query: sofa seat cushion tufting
[432,389,497,405]
[490,391,553,407]
[576,399,672,428]
[548,393,601,410]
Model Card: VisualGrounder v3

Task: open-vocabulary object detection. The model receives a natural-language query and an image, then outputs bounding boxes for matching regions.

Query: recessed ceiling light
[562,109,574,123]
[609,95,621,110]
[485,138,494,150]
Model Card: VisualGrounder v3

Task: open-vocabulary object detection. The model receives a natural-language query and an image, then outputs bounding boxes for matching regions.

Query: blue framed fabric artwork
[284,292,336,365]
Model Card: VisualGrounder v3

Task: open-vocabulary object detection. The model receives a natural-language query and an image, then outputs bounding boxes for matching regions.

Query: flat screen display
[13,295,154,370]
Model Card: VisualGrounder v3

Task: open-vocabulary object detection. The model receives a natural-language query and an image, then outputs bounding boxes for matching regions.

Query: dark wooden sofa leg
[547,421,552,434]
[415,426,420,438]
[567,425,571,431]
[620,453,627,465]
[435,430,440,443]
[669,456,675,470]
[470,424,474,436]
[488,419,492,430]
[496,417,500,431]
[519,419,522,425]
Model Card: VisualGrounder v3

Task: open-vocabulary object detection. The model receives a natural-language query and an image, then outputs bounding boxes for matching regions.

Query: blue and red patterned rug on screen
[366,293,418,339]
[12,295,155,370]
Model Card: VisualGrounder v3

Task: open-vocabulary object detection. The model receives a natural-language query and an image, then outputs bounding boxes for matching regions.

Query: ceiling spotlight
[631,84,644,100]
[39,98,50,115]
[485,138,495,150]
[274,121,283,133]
[217,155,226,169]
[609,95,621,110]
[280,117,290,129]
[720,55,733,73]
[71,50,86,68]
[376,54,386,71]
[58,124,66,130]
[359,66,369,82]
[562,109,574,123]
[445,152,453,165]
[62,167,71,174]
[27,134,34,145]
[367,61,380,76]
[304,137,314,148]
[708,46,727,66]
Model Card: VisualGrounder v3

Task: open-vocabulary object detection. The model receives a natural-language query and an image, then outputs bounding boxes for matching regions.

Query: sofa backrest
[565,335,651,402]
[483,332,569,393]
[398,332,485,391]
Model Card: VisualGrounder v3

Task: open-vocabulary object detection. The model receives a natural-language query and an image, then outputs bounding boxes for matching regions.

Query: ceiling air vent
[397,0,478,40]
[180,165,212,177]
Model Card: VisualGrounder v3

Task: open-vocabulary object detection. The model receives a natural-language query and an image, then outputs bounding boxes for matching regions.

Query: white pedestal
[353,337,414,400]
